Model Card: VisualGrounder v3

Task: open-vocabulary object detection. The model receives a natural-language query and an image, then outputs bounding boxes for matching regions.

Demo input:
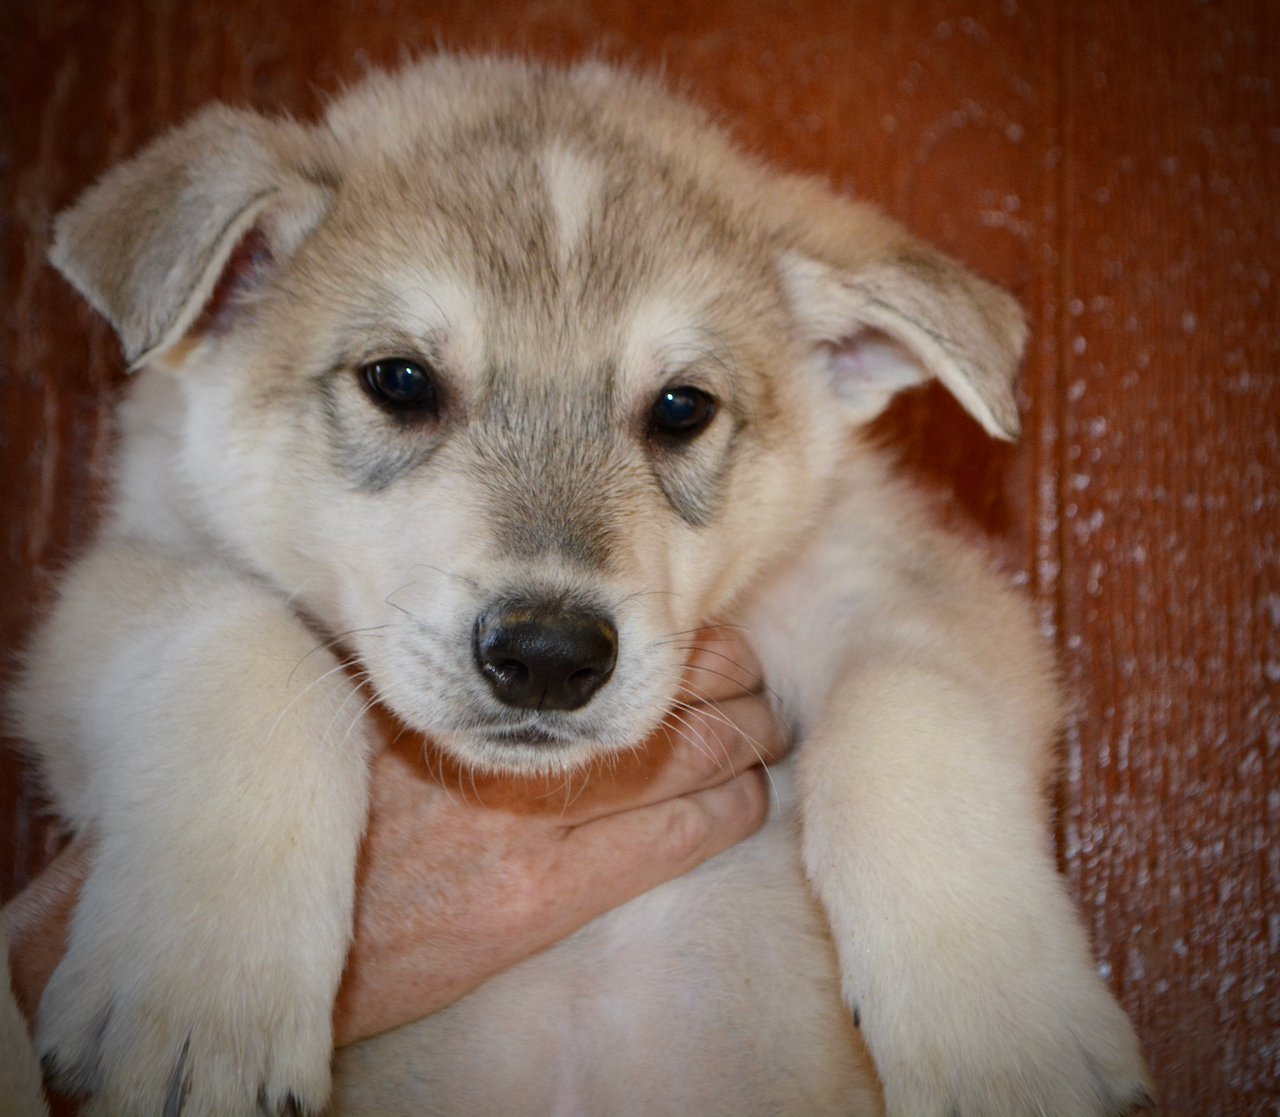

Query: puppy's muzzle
[473,601,618,712]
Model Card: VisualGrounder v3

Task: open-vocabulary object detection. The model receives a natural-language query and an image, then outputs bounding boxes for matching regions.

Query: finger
[677,626,763,703]
[555,767,770,924]
[559,691,789,825]
[664,690,791,771]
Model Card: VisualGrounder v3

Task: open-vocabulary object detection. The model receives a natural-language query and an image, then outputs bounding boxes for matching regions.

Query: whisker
[553,771,581,819]
[664,706,726,772]
[611,586,681,609]
[669,641,784,707]
[671,694,781,802]
[653,626,713,644]
[341,690,383,749]
[408,562,481,591]
[267,656,367,746]
[382,582,419,617]
[322,669,377,743]
[534,770,572,813]
[676,660,765,697]
[288,625,390,684]
[656,621,752,641]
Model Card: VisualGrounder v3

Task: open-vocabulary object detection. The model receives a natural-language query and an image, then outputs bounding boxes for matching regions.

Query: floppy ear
[50,106,333,369]
[775,194,1027,440]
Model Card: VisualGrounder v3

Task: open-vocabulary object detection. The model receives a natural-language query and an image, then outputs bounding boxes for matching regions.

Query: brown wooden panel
[1048,3,1280,1108]
[1,2,1275,1113]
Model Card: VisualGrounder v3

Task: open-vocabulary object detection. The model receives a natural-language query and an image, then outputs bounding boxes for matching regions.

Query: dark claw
[40,1000,115,1095]
[163,1035,191,1117]
[852,1006,861,1029]
[1123,1087,1158,1115]
[40,1045,93,1096]
[38,1049,77,1097]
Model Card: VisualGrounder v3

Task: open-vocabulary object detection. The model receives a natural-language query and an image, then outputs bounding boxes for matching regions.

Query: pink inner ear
[192,227,274,337]
[824,327,926,400]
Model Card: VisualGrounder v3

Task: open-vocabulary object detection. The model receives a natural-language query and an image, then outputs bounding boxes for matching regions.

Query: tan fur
[13,56,1149,1116]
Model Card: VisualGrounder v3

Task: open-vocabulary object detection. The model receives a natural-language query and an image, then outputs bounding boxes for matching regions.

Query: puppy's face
[54,59,1024,776]
[188,131,838,774]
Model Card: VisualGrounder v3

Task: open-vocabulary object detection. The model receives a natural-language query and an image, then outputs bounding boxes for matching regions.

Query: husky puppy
[13,56,1150,1116]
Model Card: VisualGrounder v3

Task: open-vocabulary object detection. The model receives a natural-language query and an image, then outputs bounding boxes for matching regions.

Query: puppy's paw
[37,916,335,1117]
[869,954,1152,1117]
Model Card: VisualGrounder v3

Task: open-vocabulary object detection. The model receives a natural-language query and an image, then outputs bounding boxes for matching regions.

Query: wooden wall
[1,1,1275,1113]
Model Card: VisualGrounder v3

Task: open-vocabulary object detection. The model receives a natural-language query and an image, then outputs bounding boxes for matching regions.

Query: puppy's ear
[775,193,1027,440]
[51,106,333,369]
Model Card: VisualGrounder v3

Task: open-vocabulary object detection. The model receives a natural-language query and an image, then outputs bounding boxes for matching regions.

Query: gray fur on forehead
[314,63,773,304]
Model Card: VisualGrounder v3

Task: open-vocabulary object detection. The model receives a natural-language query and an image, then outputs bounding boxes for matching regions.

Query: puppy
[13,56,1151,1116]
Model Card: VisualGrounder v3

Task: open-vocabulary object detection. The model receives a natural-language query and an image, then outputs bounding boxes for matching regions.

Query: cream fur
[12,56,1150,1116]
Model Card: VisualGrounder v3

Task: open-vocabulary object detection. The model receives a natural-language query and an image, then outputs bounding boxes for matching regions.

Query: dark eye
[649,386,717,440]
[359,357,440,413]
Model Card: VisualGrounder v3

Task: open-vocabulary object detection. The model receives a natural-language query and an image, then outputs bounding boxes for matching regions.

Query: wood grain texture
[1,1,1275,1113]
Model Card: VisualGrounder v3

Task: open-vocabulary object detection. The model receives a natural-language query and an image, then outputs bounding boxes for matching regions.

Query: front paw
[867,948,1152,1117]
[38,917,335,1116]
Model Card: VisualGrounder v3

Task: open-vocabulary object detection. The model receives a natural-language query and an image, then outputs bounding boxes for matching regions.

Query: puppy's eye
[649,386,717,440]
[359,358,439,413]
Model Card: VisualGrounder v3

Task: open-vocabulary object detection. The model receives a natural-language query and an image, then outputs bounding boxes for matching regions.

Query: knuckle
[660,771,770,862]
[658,797,715,859]
[729,769,771,832]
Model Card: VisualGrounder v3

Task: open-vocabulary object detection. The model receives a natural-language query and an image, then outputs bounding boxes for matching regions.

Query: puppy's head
[52,57,1026,775]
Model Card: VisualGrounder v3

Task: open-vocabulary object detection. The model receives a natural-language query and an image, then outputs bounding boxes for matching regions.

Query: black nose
[473,603,618,711]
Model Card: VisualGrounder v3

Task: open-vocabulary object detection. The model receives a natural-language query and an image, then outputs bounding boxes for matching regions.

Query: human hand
[332,624,788,1044]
